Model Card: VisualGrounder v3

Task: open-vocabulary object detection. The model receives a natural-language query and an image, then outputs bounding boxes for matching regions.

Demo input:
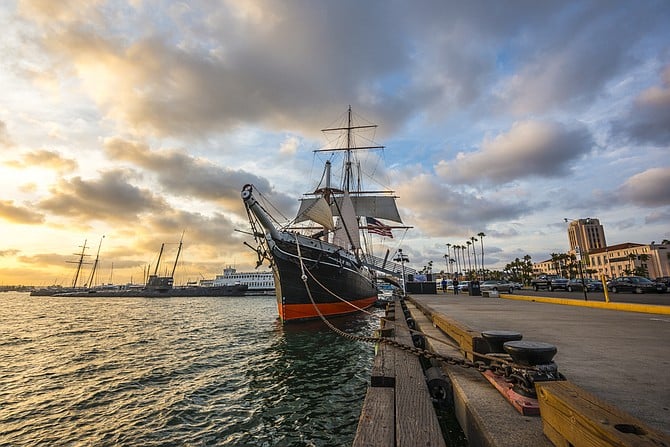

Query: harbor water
[0,292,383,446]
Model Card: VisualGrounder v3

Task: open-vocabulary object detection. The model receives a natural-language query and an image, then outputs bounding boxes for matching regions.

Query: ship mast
[86,235,105,288]
[171,231,184,278]
[318,105,384,194]
[153,243,165,276]
[67,239,90,288]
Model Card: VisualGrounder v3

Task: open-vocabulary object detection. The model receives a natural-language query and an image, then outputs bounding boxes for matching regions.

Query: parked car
[458,280,470,292]
[607,276,668,294]
[531,275,559,290]
[548,277,569,291]
[377,283,396,302]
[480,280,515,293]
[564,278,584,292]
[585,278,604,292]
[564,278,602,292]
[438,279,453,291]
[654,276,670,290]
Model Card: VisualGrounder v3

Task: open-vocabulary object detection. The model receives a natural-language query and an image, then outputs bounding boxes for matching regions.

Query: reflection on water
[0,292,382,447]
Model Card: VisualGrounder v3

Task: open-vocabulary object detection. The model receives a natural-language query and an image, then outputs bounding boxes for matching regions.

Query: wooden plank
[394,299,447,447]
[352,387,395,447]
[394,348,446,447]
[370,341,396,388]
[536,381,670,447]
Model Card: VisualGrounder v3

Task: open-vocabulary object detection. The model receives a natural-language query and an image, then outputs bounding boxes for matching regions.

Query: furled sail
[298,195,402,224]
[332,192,361,249]
[295,196,335,230]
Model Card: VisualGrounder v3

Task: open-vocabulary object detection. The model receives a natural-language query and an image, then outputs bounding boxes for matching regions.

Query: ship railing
[361,253,418,277]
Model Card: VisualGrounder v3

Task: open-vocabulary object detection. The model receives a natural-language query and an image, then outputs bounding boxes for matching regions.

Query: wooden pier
[353,295,670,447]
[353,297,446,447]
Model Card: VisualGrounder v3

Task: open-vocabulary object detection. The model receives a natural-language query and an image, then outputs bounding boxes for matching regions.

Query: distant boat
[30,239,93,296]
[33,236,248,298]
[212,266,275,294]
[52,283,248,298]
[242,107,411,322]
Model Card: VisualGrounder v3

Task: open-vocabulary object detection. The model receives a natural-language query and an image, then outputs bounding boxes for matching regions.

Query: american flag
[366,217,393,238]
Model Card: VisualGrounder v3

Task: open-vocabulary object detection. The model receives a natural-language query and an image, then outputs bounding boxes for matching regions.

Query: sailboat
[242,107,410,322]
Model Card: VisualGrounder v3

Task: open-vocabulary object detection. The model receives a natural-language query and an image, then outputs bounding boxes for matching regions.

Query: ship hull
[270,235,377,322]
[48,284,249,297]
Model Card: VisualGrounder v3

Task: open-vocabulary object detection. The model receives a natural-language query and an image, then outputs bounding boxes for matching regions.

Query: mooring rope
[292,235,519,370]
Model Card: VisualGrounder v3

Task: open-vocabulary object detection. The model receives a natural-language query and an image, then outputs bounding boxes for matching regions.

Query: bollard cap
[503,340,557,366]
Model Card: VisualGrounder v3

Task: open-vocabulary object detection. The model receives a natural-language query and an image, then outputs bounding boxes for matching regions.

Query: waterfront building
[533,242,670,280]
[566,218,607,254]
[588,242,670,279]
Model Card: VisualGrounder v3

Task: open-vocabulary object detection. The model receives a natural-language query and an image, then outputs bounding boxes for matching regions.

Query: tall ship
[242,107,410,322]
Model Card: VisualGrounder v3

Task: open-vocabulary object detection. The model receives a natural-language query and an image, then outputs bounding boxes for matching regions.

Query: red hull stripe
[279,296,378,322]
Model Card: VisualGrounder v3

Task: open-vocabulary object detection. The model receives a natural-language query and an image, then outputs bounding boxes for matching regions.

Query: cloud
[0,200,45,224]
[103,137,294,213]
[4,149,78,172]
[435,120,593,185]
[0,121,14,148]
[279,136,300,155]
[616,65,670,145]
[37,169,168,221]
[394,172,530,237]
[617,167,670,207]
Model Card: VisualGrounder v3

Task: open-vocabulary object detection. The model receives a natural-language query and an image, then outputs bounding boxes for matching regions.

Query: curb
[501,294,670,315]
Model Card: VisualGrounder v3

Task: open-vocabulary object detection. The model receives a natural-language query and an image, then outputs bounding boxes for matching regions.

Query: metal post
[576,246,587,301]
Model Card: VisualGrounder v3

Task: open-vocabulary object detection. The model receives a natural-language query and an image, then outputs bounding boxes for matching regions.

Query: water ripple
[0,293,381,446]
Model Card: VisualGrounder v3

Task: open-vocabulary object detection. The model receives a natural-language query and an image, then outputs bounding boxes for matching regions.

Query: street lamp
[575,245,587,301]
[393,248,410,296]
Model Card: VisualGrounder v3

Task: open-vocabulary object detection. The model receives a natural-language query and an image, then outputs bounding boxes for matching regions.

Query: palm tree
[470,236,478,276]
[466,241,473,277]
[446,244,451,274]
[454,245,463,277]
[477,232,486,278]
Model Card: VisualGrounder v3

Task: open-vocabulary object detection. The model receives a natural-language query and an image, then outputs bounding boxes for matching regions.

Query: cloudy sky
[1,0,669,286]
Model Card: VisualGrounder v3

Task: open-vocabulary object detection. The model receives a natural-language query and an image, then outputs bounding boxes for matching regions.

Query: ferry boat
[242,107,411,322]
[212,267,275,294]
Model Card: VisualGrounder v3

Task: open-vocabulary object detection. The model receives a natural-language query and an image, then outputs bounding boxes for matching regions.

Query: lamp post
[575,245,587,301]
[393,248,409,296]
[477,232,486,279]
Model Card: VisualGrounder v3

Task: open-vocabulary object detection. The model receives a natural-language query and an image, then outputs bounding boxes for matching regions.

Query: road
[509,287,670,306]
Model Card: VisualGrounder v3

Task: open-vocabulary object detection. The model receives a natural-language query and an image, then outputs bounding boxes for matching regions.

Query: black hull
[270,236,377,321]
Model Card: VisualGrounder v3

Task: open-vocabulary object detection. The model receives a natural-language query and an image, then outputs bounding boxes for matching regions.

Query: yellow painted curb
[502,294,670,315]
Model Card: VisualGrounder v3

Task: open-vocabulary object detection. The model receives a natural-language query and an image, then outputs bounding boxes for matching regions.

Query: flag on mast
[366,217,393,238]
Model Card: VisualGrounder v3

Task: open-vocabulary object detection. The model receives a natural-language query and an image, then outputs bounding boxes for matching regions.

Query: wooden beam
[536,381,670,447]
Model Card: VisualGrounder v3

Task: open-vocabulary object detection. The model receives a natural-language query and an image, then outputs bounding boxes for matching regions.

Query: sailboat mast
[69,239,89,288]
[86,235,104,288]
[171,232,184,278]
[154,243,164,276]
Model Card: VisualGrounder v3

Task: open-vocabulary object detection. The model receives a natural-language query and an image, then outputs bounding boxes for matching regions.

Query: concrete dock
[354,292,670,446]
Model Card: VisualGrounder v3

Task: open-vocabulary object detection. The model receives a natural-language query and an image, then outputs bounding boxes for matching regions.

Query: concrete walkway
[410,293,670,435]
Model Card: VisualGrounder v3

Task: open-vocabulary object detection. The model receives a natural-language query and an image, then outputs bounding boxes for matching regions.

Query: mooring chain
[291,236,526,376]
